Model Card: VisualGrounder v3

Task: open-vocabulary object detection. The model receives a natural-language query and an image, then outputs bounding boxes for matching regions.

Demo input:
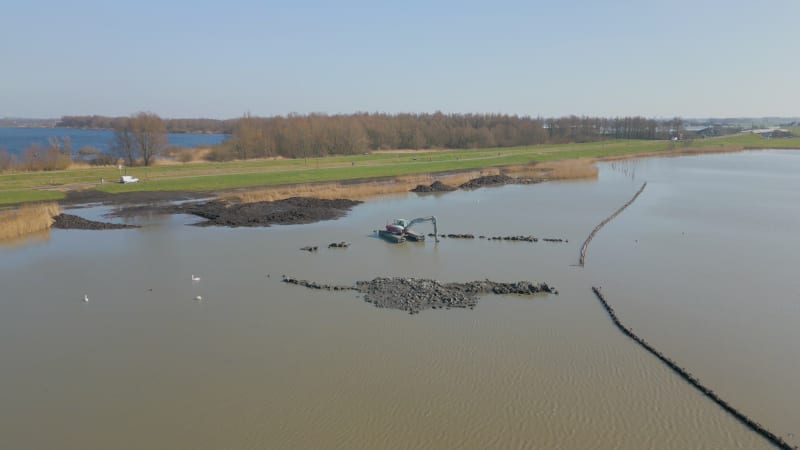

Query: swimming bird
[83,294,89,302]
[195,295,203,301]
[191,274,201,281]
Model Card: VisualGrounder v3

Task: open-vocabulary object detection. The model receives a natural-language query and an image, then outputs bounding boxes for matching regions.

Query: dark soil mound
[459,174,514,189]
[283,276,556,314]
[51,213,140,230]
[411,180,457,192]
[170,197,362,227]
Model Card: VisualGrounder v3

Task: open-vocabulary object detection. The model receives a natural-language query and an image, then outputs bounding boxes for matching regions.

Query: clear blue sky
[2,0,798,119]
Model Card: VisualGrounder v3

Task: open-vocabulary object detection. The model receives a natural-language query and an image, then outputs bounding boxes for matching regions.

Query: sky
[2,0,798,119]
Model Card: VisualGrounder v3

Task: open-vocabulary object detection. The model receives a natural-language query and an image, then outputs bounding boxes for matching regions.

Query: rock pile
[489,235,538,242]
[168,197,362,227]
[282,276,556,314]
[434,233,475,239]
[410,180,457,192]
[459,174,514,189]
[51,213,139,230]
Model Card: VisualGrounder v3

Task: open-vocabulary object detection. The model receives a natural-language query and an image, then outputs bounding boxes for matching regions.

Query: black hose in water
[590,287,794,450]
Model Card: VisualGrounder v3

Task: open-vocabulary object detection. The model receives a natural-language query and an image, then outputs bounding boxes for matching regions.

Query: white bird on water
[191,274,201,282]
[83,294,89,302]
[195,295,203,301]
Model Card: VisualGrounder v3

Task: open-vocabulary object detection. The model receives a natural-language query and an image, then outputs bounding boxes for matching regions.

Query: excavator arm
[405,216,439,242]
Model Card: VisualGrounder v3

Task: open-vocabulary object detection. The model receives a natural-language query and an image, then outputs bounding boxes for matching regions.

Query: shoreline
[0,141,795,213]
[55,143,750,208]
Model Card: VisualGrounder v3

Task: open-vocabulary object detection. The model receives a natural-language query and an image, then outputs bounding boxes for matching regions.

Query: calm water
[0,127,228,154]
[0,150,797,449]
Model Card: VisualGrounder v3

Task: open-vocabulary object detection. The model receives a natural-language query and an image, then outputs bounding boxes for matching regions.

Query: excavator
[379,216,439,243]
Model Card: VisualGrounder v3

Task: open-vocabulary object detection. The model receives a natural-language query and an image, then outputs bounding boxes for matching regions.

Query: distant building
[742,128,793,138]
[684,125,716,137]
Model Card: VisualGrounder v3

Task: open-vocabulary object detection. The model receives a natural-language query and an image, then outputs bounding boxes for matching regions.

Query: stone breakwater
[591,287,794,450]
[428,234,569,243]
[579,182,647,266]
[282,276,556,314]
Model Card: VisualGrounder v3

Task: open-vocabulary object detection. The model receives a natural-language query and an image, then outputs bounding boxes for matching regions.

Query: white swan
[191,274,201,281]
[83,294,89,302]
[195,295,203,301]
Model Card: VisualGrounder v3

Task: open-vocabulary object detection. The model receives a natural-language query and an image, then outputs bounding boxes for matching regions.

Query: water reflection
[0,228,50,248]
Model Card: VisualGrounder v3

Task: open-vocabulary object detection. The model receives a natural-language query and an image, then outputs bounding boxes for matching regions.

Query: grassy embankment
[1,133,799,206]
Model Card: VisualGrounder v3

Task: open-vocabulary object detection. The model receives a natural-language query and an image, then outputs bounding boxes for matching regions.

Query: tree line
[1,112,694,171]
[211,113,686,160]
[57,115,235,134]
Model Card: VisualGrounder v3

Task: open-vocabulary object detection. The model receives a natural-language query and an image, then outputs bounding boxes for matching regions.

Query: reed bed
[226,168,501,203]
[160,147,213,164]
[502,159,598,180]
[0,202,59,242]
[225,163,601,204]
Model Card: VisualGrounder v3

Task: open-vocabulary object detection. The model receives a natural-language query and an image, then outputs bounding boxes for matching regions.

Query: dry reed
[225,168,503,203]
[507,159,598,180]
[66,161,93,170]
[0,202,60,242]
[223,163,602,204]
[596,144,744,162]
[160,147,213,164]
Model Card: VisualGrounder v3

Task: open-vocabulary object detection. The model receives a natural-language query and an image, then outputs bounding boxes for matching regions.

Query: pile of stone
[489,235,538,242]
[410,180,457,192]
[51,213,139,230]
[432,233,475,239]
[458,174,514,189]
[282,276,556,314]
[167,197,362,227]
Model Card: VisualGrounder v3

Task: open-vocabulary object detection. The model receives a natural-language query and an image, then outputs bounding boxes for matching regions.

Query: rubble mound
[169,197,362,227]
[411,180,457,192]
[459,174,514,189]
[51,213,139,230]
[282,276,556,314]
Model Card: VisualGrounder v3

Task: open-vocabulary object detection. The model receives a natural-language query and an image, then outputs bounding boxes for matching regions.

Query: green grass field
[2,133,799,206]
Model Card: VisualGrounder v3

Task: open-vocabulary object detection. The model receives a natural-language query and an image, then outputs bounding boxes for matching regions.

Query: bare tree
[113,118,137,166]
[113,112,167,166]
[0,148,16,171]
[131,112,166,166]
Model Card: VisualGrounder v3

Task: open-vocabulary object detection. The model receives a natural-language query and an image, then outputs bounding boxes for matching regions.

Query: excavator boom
[405,216,439,242]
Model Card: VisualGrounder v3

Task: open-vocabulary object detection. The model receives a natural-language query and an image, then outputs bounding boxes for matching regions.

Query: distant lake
[0,127,228,155]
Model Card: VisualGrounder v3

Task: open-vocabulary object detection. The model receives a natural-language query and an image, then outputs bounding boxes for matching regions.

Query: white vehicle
[120,175,140,184]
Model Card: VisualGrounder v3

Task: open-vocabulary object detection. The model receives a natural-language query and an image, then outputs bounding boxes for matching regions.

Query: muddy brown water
[1,150,798,449]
